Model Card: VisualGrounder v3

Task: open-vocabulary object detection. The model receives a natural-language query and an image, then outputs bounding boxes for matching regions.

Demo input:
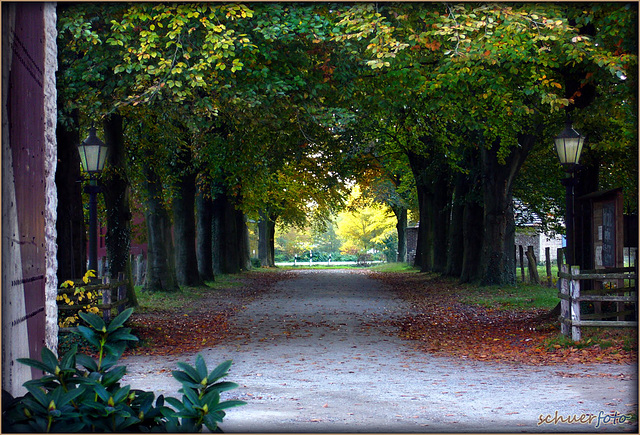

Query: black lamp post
[554,119,585,266]
[78,126,109,273]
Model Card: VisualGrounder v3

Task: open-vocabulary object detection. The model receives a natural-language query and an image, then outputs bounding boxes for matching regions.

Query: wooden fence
[98,254,147,286]
[57,272,130,333]
[516,245,564,287]
[558,264,637,341]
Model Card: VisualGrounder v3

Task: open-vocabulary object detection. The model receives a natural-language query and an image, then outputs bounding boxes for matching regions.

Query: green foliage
[460,284,559,311]
[59,4,637,289]
[165,356,245,432]
[2,308,244,432]
[543,327,637,352]
[370,263,419,273]
[250,257,262,269]
[544,334,613,351]
[134,276,243,313]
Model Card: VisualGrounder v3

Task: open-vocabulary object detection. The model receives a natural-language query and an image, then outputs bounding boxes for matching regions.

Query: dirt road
[121,269,637,432]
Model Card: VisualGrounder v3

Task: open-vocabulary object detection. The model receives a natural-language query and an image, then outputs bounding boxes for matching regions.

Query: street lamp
[78,126,109,273]
[554,119,585,266]
[554,120,585,172]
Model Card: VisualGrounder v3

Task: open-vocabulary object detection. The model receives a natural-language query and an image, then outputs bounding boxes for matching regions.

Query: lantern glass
[554,122,585,168]
[78,127,109,174]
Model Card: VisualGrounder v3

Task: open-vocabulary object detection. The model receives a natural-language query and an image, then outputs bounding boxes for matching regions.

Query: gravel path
[121,269,637,432]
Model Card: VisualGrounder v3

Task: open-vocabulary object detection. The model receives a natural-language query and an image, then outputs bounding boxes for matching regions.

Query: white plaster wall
[540,233,564,262]
[43,2,59,355]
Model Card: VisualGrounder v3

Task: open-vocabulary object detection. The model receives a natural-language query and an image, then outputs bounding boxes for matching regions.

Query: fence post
[526,246,540,285]
[556,248,564,270]
[570,265,581,342]
[102,276,111,323]
[634,256,638,325]
[130,254,137,286]
[519,245,525,282]
[136,253,146,286]
[560,264,570,337]
[545,247,552,288]
[117,272,126,314]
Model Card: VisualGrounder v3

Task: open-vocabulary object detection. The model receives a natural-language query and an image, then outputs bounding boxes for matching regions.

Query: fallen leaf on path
[369,272,637,366]
[124,272,290,356]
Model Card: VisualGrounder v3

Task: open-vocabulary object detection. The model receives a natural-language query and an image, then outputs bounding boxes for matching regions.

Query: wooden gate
[558,265,638,341]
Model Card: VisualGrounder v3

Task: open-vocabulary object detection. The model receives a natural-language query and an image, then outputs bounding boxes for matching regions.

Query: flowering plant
[57,270,100,328]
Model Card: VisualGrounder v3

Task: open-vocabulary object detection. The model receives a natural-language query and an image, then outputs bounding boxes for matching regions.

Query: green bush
[250,258,262,268]
[274,254,291,262]
[2,308,245,432]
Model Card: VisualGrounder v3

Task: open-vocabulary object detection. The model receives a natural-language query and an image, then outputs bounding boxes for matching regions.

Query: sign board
[587,189,624,269]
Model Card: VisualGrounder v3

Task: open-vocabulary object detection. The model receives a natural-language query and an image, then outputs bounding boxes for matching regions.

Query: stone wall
[515,229,564,264]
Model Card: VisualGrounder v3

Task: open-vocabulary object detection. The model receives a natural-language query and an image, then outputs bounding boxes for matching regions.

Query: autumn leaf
[371,272,637,366]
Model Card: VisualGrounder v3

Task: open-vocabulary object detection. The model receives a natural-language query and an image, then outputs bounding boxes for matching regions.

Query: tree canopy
[57,2,637,288]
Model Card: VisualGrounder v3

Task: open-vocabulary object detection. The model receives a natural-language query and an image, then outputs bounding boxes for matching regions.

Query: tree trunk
[258,210,277,267]
[173,169,202,287]
[406,150,431,272]
[142,162,178,292]
[238,211,251,271]
[258,210,269,267]
[407,147,451,272]
[460,196,484,283]
[445,172,467,277]
[212,192,237,274]
[415,187,432,271]
[480,134,536,285]
[432,172,452,273]
[268,216,276,267]
[55,110,85,281]
[102,113,137,307]
[212,190,249,274]
[196,189,214,281]
[459,147,484,283]
[393,207,408,263]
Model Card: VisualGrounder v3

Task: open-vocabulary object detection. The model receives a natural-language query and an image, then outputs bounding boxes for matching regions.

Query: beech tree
[336,186,397,256]
[332,2,636,284]
[57,3,140,303]
[58,3,636,291]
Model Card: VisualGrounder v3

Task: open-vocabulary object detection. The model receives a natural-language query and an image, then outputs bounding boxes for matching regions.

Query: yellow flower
[83,270,96,283]
[61,280,75,288]
[89,306,100,315]
[60,316,78,327]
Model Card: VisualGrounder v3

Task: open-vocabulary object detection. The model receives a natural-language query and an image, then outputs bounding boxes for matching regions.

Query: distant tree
[335,186,397,255]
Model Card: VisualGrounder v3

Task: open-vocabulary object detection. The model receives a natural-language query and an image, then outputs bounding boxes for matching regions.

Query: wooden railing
[57,272,130,333]
[558,265,637,341]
